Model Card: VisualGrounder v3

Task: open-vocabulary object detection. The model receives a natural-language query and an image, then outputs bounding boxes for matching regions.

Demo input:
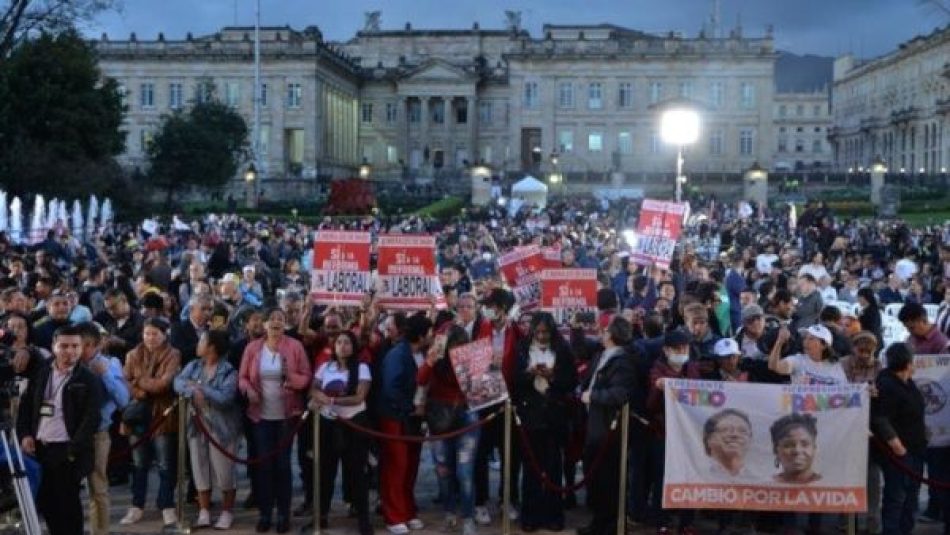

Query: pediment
[401,60,473,83]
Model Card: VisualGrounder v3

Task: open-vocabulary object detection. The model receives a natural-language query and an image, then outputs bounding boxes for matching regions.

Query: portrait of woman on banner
[770,413,822,485]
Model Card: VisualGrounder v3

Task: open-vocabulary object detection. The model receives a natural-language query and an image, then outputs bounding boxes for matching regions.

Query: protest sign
[448,338,509,411]
[376,234,444,310]
[663,379,869,513]
[498,245,543,311]
[911,355,950,447]
[310,231,372,306]
[630,199,688,269]
[540,268,597,325]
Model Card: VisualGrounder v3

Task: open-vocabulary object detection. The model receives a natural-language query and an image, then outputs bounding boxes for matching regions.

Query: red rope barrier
[108,400,179,461]
[872,436,950,490]
[191,408,308,466]
[335,407,503,443]
[515,408,618,494]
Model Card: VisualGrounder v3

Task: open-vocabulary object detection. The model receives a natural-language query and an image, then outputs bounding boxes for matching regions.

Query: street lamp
[660,108,700,203]
[548,150,562,192]
[359,158,372,179]
[871,156,887,174]
[244,162,257,209]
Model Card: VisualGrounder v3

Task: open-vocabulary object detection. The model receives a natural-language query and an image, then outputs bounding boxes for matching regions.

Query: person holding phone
[515,312,577,532]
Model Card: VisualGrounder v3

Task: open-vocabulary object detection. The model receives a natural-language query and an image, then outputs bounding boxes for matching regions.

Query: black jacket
[514,340,577,433]
[17,361,102,477]
[872,369,927,455]
[582,345,635,449]
[93,310,144,357]
[170,319,202,367]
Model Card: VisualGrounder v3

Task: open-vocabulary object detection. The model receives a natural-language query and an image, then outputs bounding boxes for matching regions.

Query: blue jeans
[881,450,923,535]
[253,419,294,521]
[131,433,177,510]
[434,411,480,520]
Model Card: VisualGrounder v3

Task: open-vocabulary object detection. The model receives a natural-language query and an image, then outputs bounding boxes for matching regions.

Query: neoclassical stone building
[771,91,833,171]
[95,26,362,185]
[830,25,950,173]
[347,20,778,180]
[96,16,812,195]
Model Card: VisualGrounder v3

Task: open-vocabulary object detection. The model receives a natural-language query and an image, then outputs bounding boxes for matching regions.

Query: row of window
[777,138,824,154]
[778,126,824,134]
[361,100,497,125]
[555,128,756,156]
[131,81,302,110]
[524,80,757,110]
[777,103,825,118]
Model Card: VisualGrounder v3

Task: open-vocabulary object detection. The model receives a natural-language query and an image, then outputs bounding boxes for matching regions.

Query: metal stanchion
[846,513,856,535]
[502,399,512,535]
[616,404,630,535]
[312,410,321,535]
[174,396,191,534]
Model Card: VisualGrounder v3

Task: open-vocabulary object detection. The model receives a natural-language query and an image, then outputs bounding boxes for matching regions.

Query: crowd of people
[0,195,948,535]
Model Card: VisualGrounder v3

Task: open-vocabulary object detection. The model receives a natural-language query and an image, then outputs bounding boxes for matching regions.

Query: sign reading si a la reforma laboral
[311,231,372,307]
[499,245,544,311]
[540,269,598,326]
[631,199,688,269]
[376,234,445,310]
[663,380,869,513]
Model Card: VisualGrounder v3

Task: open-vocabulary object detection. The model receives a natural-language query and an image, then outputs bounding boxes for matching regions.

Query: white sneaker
[119,507,143,525]
[162,508,178,526]
[387,523,410,534]
[474,506,491,526]
[408,518,425,530]
[505,505,519,522]
[195,509,211,528]
[462,518,477,535]
[214,511,234,530]
[443,514,458,531]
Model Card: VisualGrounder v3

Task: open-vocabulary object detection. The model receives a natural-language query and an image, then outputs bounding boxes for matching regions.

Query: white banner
[911,355,950,448]
[663,379,869,513]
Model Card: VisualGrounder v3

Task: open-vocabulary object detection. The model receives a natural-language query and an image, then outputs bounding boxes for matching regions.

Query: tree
[146,100,249,207]
[0,0,119,58]
[0,29,126,198]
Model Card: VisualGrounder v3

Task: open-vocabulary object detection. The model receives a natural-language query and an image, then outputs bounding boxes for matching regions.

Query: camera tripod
[0,424,40,535]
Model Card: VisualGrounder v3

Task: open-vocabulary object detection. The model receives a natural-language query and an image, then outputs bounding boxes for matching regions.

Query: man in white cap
[711,338,747,382]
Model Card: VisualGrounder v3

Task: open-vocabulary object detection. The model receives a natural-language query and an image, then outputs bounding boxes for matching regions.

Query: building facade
[346,22,778,181]
[830,25,950,173]
[96,17,814,196]
[95,26,362,191]
[772,91,832,171]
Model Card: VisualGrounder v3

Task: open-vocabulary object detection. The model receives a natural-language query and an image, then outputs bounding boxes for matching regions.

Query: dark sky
[89,0,947,59]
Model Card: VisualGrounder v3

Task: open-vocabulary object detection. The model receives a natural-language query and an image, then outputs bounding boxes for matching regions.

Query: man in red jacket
[472,288,522,525]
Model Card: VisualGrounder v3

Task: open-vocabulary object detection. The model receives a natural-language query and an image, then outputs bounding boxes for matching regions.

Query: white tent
[511,175,548,209]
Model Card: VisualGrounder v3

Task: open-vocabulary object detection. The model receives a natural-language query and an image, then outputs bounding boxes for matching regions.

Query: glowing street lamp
[359,158,372,179]
[660,108,700,203]
[244,162,257,183]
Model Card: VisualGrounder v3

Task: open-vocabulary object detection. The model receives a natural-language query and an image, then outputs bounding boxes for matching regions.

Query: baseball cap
[663,330,690,348]
[798,324,833,346]
[712,338,741,358]
[741,304,765,323]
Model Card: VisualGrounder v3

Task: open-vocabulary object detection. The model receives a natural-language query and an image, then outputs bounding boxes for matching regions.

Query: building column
[421,97,430,169]
[444,96,452,168]
[468,95,478,166]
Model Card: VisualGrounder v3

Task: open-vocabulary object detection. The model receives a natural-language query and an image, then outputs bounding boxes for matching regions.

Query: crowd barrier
[108,396,950,535]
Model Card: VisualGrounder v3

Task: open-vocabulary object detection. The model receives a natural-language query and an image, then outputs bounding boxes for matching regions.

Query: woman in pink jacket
[239,307,312,533]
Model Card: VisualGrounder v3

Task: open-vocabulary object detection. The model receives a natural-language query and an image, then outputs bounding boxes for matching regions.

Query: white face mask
[668,354,689,366]
[482,307,497,321]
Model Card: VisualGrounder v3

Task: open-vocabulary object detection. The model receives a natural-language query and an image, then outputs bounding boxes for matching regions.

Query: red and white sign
[540,268,598,325]
[376,234,444,310]
[631,199,689,269]
[449,338,509,411]
[498,245,544,311]
[310,231,371,306]
[541,246,562,269]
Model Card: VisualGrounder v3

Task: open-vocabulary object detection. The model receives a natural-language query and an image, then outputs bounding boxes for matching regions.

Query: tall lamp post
[660,108,700,203]
[250,0,262,207]
[548,150,561,194]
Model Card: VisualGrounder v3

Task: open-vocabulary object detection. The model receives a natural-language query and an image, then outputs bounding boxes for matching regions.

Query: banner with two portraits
[663,380,869,513]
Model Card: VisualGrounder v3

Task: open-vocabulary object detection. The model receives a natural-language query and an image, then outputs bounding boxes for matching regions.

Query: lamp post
[470,161,492,206]
[359,158,372,179]
[244,162,257,209]
[660,108,700,203]
[548,150,561,195]
[870,155,887,206]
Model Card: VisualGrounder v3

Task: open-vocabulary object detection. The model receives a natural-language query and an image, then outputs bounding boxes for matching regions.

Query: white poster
[911,355,950,448]
[663,379,869,513]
